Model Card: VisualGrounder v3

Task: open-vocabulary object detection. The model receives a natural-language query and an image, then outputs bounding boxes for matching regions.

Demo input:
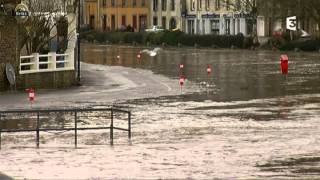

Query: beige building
[184,0,252,35]
[150,0,184,31]
[84,0,150,32]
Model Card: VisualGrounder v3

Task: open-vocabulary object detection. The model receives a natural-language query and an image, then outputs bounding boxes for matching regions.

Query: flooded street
[0,44,320,179]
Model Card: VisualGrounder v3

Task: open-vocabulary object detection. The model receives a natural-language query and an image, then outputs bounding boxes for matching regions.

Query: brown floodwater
[0,44,319,179]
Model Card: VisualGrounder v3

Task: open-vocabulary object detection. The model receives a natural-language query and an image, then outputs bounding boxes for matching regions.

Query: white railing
[20,52,75,74]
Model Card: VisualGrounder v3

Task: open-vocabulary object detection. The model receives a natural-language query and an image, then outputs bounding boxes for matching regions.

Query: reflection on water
[82,44,320,101]
[0,44,319,178]
[0,112,71,130]
[0,111,119,130]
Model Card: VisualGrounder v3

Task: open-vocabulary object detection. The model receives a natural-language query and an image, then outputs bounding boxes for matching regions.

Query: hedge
[268,35,320,51]
[80,30,253,49]
[279,39,320,51]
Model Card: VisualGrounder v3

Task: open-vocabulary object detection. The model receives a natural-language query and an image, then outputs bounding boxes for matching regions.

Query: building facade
[256,0,320,38]
[183,0,252,35]
[84,0,99,29]
[83,0,257,35]
[84,0,150,32]
[150,0,184,31]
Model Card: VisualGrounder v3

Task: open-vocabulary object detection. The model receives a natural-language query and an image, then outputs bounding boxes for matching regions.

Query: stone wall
[0,17,19,91]
[18,70,76,90]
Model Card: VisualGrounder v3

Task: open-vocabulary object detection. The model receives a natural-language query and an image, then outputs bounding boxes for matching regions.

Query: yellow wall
[100,7,149,32]
[84,0,99,29]
[85,0,150,32]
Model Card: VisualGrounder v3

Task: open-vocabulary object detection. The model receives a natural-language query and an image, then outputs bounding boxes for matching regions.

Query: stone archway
[169,17,177,30]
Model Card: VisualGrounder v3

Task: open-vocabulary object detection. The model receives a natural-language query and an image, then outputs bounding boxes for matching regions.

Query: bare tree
[221,0,261,45]
[18,0,76,54]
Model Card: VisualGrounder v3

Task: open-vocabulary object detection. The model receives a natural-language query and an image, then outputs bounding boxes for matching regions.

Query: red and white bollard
[207,65,212,75]
[26,88,35,107]
[179,76,185,86]
[137,53,141,59]
[280,54,288,75]
[179,75,185,93]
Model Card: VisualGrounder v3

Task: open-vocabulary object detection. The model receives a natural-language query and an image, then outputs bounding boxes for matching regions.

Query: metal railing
[0,108,131,149]
[20,52,75,74]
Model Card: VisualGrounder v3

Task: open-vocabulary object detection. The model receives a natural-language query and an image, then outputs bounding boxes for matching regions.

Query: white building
[150,0,184,30]
[183,0,251,36]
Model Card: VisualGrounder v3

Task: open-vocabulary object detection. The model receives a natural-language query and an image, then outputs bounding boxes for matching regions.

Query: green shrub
[243,36,254,48]
[123,32,144,44]
[162,30,184,45]
[279,39,320,51]
[81,30,250,49]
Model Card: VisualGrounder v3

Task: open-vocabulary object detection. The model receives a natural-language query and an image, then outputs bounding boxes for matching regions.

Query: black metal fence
[0,108,131,149]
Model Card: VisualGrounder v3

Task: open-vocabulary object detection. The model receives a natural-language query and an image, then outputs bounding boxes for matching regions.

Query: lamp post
[77,0,81,84]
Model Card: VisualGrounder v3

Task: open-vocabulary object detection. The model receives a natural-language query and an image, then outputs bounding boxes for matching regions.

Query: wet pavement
[0,44,319,179]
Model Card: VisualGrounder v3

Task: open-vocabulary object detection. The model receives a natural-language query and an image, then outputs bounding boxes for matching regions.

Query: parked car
[145,26,164,32]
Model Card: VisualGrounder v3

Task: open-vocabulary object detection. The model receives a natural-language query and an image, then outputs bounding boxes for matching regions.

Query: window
[111,0,115,7]
[171,0,175,11]
[162,0,167,11]
[153,17,158,25]
[205,0,210,11]
[141,0,146,7]
[225,19,230,35]
[215,0,220,10]
[111,15,115,30]
[139,15,147,31]
[122,0,126,7]
[102,0,106,7]
[133,15,137,30]
[190,0,195,11]
[89,15,95,29]
[102,15,107,31]
[197,0,202,10]
[162,17,166,29]
[153,0,158,11]
[122,15,126,26]
[187,20,195,34]
[169,18,176,30]
[205,0,210,10]
[210,19,219,35]
[133,0,136,7]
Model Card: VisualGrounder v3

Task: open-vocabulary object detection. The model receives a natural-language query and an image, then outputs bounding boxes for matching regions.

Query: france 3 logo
[286,16,297,31]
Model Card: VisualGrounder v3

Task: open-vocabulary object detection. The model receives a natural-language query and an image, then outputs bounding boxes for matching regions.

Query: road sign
[5,63,16,86]
[14,3,29,23]
[286,16,297,31]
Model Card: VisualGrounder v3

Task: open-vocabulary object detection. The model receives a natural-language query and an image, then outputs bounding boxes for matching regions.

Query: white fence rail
[20,52,75,74]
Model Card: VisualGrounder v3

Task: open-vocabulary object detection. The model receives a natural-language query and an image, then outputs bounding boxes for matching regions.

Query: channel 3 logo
[286,16,297,31]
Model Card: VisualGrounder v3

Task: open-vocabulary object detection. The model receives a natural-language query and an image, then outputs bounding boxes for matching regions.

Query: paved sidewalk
[0,63,194,110]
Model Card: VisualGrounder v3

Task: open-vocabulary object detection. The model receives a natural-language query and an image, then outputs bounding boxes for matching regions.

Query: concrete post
[48,52,57,70]
[32,53,39,71]
[69,51,75,70]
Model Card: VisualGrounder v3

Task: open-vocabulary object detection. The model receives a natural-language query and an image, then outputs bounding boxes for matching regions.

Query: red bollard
[26,88,35,103]
[179,76,185,86]
[137,53,141,59]
[280,54,288,75]
[207,65,212,75]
